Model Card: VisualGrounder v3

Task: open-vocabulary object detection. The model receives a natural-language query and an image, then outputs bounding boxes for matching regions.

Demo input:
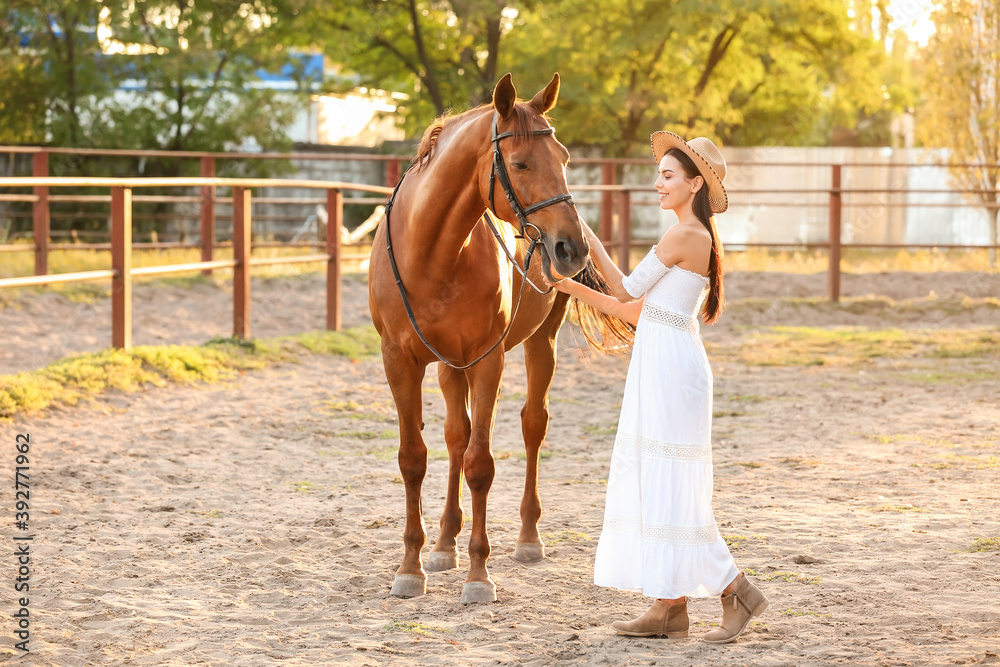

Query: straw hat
[650,131,728,214]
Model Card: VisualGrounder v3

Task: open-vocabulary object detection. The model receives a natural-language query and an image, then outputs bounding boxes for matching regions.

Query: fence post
[386,160,400,189]
[111,187,132,350]
[828,164,842,302]
[32,151,49,276]
[601,162,615,246]
[327,188,343,331]
[617,189,631,273]
[233,187,252,339]
[200,156,216,275]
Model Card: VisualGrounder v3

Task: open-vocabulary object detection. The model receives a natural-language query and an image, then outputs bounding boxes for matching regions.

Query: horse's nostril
[554,239,574,266]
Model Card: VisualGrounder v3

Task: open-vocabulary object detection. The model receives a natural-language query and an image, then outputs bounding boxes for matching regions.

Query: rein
[383,111,575,370]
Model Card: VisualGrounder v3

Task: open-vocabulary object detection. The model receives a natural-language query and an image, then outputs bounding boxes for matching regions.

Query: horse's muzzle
[548,234,588,278]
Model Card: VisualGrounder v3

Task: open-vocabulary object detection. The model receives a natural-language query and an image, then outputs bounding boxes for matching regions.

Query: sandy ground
[1,270,999,665]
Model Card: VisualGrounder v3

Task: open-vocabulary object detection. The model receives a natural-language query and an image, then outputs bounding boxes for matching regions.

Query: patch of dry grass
[720,326,1000,367]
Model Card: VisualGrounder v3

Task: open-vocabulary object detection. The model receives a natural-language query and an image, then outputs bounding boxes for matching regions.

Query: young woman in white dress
[548,132,769,644]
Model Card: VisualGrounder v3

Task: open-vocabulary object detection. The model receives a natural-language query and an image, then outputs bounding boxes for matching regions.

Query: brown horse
[368,73,591,604]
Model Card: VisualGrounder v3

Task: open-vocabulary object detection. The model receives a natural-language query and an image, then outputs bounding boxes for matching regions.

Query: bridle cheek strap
[486,112,574,294]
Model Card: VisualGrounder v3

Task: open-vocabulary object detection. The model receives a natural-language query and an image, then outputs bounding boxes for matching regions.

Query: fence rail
[2,146,999,352]
[0,176,388,349]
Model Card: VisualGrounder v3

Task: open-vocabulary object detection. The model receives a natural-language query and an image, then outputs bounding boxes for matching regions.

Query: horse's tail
[569,259,636,353]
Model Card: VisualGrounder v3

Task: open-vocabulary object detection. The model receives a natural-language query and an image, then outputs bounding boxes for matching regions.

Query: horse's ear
[492,73,517,119]
[528,73,560,114]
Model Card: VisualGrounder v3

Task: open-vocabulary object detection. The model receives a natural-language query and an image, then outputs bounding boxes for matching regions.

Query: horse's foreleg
[460,350,504,604]
[384,347,429,598]
[514,297,569,563]
[426,363,471,572]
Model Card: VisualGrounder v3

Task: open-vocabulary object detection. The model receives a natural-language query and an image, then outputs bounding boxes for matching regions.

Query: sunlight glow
[888,0,937,46]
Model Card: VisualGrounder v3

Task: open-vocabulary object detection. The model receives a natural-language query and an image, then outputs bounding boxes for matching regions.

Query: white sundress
[593,248,738,600]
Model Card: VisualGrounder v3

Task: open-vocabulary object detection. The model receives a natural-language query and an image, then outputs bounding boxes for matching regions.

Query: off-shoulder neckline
[646,246,710,283]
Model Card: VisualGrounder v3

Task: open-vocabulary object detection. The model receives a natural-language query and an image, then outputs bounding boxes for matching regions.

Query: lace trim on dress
[616,432,713,463]
[640,302,700,334]
[671,265,710,284]
[602,516,722,545]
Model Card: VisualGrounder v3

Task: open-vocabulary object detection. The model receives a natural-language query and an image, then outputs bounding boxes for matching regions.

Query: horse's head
[483,73,589,282]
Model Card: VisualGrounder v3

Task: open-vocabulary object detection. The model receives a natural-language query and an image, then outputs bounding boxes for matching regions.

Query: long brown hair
[666,147,725,324]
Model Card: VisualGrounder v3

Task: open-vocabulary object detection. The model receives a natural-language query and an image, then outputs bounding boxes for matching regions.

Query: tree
[1,1,113,145]
[1,0,309,156]
[306,0,519,135]
[97,0,308,158]
[507,0,896,154]
[917,0,1000,265]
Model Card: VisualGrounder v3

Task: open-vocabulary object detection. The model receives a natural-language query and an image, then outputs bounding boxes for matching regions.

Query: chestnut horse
[368,73,590,604]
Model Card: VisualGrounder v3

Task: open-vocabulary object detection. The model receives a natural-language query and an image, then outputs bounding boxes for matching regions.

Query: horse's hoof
[425,550,459,572]
[513,542,545,563]
[389,574,427,598]
[460,581,497,605]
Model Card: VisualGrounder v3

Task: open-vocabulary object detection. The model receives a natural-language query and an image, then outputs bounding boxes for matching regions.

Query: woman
[548,132,768,644]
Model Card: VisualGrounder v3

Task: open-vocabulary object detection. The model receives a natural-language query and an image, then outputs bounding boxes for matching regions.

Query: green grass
[963,537,1000,552]
[0,326,381,419]
[726,326,1000,367]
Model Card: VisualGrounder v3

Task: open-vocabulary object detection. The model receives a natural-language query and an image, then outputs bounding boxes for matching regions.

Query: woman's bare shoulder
[655,223,712,266]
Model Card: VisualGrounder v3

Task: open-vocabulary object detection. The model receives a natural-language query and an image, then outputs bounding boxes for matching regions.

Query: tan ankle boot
[703,573,769,644]
[611,599,689,638]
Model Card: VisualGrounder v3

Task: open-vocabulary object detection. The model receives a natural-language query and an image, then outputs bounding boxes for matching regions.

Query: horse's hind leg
[383,345,430,598]
[514,295,570,563]
[426,363,471,572]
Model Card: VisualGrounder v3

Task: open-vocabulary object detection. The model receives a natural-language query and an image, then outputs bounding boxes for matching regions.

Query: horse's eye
[512,162,529,171]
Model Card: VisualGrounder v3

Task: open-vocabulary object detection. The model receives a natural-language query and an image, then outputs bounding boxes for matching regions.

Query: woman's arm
[580,223,633,303]
[550,277,644,326]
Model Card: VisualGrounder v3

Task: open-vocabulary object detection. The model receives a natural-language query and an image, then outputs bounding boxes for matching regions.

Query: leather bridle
[384,111,576,370]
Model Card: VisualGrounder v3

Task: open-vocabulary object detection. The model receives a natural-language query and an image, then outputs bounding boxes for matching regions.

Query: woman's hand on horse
[544,276,573,294]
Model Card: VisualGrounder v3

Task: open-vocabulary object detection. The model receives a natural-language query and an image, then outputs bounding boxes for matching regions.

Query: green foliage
[301,0,906,151]
[0,325,381,419]
[2,0,308,151]
[305,0,515,134]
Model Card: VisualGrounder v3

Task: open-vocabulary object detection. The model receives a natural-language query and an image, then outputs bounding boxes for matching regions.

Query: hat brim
[650,131,728,214]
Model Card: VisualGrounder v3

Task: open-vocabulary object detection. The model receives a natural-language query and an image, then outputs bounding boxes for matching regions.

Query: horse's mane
[411,103,546,172]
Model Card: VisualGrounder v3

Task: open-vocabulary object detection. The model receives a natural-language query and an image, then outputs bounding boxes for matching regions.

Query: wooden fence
[0,176,391,350]
[1,146,998,350]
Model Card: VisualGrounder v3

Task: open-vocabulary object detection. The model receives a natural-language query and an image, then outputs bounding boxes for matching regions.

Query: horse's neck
[401,115,490,277]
